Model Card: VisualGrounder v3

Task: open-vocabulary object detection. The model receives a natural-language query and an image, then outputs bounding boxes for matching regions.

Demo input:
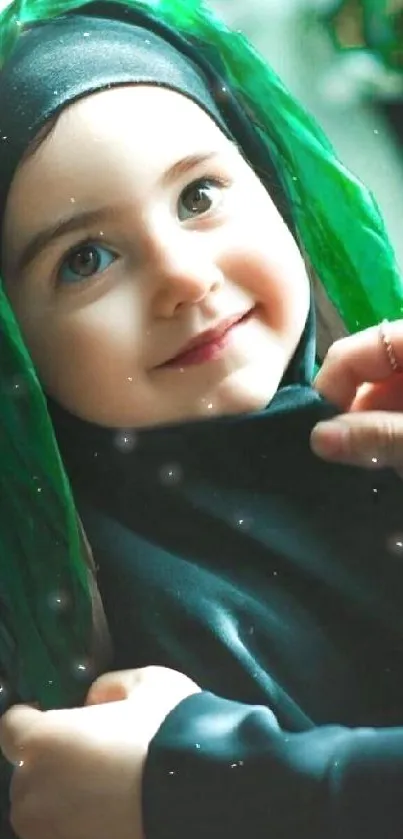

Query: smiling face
[2,85,310,428]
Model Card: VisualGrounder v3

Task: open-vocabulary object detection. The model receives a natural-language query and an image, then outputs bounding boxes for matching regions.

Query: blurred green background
[213,1,403,272]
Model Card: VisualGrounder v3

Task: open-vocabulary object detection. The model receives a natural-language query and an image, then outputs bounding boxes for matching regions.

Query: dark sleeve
[143,692,403,839]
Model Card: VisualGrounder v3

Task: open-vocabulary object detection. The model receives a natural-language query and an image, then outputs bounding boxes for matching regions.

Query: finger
[351,377,403,412]
[0,705,41,765]
[85,669,142,705]
[310,410,403,468]
[314,321,403,409]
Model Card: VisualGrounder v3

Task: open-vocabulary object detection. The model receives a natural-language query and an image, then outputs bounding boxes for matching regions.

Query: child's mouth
[160,310,253,369]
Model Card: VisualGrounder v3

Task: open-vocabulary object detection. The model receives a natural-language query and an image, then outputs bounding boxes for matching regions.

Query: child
[1,1,403,838]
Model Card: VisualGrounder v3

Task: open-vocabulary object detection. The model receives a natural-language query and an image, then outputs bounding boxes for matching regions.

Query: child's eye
[58,242,117,285]
[177,177,228,221]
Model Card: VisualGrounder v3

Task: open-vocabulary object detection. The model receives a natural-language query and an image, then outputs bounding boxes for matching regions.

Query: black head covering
[0,11,232,227]
[0,2,294,242]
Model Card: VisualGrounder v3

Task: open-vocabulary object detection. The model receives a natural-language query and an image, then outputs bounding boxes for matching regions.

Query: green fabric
[0,0,402,710]
[0,263,93,709]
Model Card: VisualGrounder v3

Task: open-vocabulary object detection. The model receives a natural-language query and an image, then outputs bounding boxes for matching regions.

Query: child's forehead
[0,11,233,241]
[34,86,234,170]
[69,84,227,132]
[2,85,242,269]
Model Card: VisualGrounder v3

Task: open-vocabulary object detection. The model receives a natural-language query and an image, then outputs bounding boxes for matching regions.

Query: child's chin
[197,372,280,420]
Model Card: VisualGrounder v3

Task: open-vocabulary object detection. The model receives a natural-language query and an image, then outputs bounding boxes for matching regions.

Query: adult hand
[310,319,403,474]
[0,666,200,839]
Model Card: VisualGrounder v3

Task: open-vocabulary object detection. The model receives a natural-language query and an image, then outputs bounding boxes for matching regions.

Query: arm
[144,691,403,839]
[2,668,402,839]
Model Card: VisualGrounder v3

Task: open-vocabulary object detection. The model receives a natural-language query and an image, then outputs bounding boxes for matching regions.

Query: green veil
[0,0,402,711]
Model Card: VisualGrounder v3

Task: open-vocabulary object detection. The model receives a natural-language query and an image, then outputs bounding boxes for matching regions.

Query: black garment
[45,378,403,839]
[1,2,403,832]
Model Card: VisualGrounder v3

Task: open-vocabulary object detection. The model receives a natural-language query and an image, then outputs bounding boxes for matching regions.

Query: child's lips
[158,310,253,369]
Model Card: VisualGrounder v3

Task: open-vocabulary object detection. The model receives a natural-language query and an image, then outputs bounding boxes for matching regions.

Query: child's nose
[152,245,223,317]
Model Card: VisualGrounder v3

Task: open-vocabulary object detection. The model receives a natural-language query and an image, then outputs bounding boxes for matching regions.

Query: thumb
[311,410,403,469]
[85,669,141,705]
[0,704,42,764]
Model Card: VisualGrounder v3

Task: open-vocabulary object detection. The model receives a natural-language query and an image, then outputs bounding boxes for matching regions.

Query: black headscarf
[0,2,294,247]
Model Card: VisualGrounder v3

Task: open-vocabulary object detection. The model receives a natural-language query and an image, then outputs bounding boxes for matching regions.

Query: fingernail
[310,420,348,460]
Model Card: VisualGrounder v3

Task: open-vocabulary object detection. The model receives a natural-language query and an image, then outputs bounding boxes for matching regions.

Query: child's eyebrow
[14,205,129,275]
[13,152,220,276]
[160,151,219,188]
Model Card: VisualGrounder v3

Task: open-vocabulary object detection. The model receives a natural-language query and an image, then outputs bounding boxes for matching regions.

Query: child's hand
[311,320,403,475]
[0,666,200,839]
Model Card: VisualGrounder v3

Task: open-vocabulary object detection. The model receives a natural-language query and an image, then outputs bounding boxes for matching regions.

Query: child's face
[2,85,310,428]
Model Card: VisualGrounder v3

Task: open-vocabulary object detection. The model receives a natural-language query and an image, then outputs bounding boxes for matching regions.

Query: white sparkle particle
[70,657,94,681]
[114,430,136,453]
[386,533,403,555]
[159,463,183,486]
[8,375,27,396]
[47,589,71,613]
[234,514,252,530]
